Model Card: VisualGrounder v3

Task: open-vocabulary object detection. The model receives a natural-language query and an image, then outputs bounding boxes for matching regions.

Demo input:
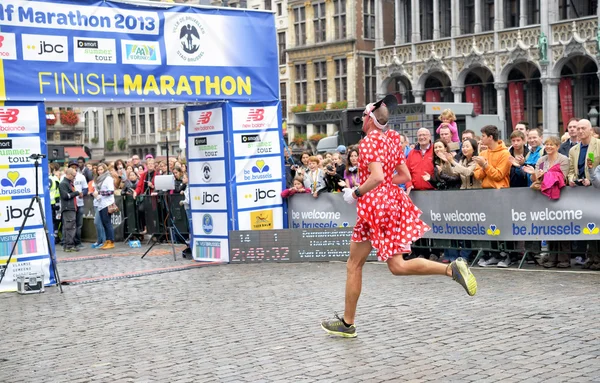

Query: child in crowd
[436,108,459,143]
[322,158,346,192]
[281,176,311,198]
[303,156,326,198]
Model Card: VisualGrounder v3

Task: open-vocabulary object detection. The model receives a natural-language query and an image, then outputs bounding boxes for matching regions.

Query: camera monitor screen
[154,175,175,191]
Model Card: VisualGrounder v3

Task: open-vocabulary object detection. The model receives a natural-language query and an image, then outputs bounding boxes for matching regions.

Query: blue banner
[0,0,279,102]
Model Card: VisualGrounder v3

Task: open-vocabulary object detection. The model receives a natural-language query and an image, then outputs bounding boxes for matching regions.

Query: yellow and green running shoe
[321,313,357,338]
[451,257,477,296]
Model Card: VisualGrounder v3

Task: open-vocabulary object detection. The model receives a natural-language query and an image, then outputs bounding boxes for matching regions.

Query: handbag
[107,203,119,215]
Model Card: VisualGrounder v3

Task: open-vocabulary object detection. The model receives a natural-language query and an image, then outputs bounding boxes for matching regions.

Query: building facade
[284,0,382,141]
[376,0,600,137]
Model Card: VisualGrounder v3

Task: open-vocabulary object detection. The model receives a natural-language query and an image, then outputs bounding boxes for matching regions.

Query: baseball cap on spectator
[68,160,79,168]
[337,145,347,154]
[145,154,154,159]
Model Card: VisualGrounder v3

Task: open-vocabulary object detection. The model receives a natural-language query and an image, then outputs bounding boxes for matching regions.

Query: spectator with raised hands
[303,156,326,198]
[424,140,461,190]
[445,138,481,189]
[344,147,360,189]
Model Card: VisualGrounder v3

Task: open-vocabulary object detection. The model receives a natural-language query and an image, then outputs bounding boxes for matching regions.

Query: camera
[326,165,334,171]
[29,153,46,160]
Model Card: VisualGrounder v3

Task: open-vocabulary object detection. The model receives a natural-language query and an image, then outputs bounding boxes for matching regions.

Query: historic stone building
[285,0,384,140]
[376,0,600,137]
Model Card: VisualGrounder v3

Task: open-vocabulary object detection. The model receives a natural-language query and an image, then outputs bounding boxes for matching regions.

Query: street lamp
[588,105,599,126]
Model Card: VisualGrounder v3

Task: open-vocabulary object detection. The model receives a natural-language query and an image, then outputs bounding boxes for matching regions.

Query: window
[130,107,136,115]
[294,7,306,46]
[93,111,99,140]
[84,112,89,143]
[315,124,328,135]
[363,0,375,39]
[296,125,307,136]
[161,109,168,130]
[333,0,346,40]
[505,0,519,28]
[139,107,145,114]
[314,2,326,43]
[264,0,272,10]
[277,2,282,15]
[314,61,328,104]
[60,132,74,141]
[420,0,434,40]
[482,0,495,31]
[106,114,114,140]
[364,57,376,104]
[295,63,307,105]
[149,112,155,134]
[403,0,412,43]
[131,115,137,135]
[139,114,146,135]
[170,108,177,129]
[280,82,287,118]
[278,32,286,65]
[461,0,475,34]
[335,58,347,101]
[118,112,126,137]
[439,0,451,38]
[559,0,596,20]
[528,0,540,24]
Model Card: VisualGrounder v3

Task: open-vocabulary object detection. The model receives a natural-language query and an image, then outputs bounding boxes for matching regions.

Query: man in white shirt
[69,161,88,249]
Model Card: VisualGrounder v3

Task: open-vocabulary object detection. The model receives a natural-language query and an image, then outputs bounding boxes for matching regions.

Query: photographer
[322,159,346,192]
[59,168,81,252]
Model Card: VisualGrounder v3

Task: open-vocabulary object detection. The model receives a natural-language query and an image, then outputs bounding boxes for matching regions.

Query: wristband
[354,187,362,198]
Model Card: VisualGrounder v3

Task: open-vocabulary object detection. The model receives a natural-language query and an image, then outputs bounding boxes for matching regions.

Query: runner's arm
[392,163,411,185]
[355,161,384,197]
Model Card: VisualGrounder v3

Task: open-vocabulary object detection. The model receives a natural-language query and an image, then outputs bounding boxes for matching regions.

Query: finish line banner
[288,188,600,241]
[0,0,278,102]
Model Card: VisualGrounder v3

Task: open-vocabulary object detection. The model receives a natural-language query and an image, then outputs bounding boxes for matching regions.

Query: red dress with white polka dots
[351,129,430,261]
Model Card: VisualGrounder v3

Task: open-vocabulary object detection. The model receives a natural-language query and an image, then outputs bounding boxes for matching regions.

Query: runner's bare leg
[387,255,451,276]
[343,240,373,324]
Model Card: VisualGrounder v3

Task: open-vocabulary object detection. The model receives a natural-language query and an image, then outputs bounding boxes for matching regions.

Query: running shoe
[451,257,477,296]
[321,313,357,338]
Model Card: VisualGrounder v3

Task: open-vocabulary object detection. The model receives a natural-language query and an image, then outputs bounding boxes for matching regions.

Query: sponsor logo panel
[189,185,227,210]
[121,39,161,65]
[188,161,226,185]
[0,106,40,134]
[0,198,45,230]
[191,211,228,237]
[0,32,17,60]
[234,157,282,184]
[192,237,228,261]
[233,131,281,157]
[187,134,224,159]
[0,138,41,164]
[236,181,282,210]
[73,37,116,64]
[231,106,278,131]
[21,34,68,62]
[188,108,223,133]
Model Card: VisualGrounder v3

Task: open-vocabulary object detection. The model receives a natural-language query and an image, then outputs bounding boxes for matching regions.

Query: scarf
[96,171,110,188]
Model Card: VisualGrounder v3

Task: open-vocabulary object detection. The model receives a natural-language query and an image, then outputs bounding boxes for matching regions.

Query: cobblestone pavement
[1,243,600,382]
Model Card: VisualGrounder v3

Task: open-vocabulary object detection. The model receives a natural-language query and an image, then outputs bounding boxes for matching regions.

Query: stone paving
[1,242,600,382]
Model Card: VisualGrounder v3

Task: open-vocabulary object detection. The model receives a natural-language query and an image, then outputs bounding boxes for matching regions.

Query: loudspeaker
[341,109,364,146]
[47,145,64,161]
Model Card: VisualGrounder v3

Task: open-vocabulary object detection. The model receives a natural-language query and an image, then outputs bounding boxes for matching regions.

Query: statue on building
[538,32,548,62]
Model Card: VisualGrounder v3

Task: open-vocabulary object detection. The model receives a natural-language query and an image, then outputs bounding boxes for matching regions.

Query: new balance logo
[246,108,264,122]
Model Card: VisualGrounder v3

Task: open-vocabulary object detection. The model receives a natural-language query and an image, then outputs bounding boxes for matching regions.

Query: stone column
[411,0,420,43]
[450,0,460,37]
[452,86,464,103]
[519,0,527,27]
[474,0,482,33]
[494,0,504,31]
[306,60,315,106]
[326,57,336,104]
[305,2,314,46]
[375,0,385,47]
[346,53,356,107]
[289,62,297,104]
[395,0,406,45]
[413,89,424,103]
[494,82,507,134]
[541,78,560,137]
[433,0,440,40]
[288,6,295,47]
[326,0,335,41]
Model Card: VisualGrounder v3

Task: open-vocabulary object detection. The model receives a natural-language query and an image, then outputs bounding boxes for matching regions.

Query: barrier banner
[288,188,600,241]
[559,78,574,130]
[0,102,55,292]
[508,81,525,128]
[0,0,279,102]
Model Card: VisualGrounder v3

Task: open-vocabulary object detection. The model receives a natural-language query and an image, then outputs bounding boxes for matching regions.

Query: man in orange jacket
[473,125,511,189]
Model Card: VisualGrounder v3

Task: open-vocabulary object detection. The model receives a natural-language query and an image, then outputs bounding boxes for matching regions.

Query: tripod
[0,155,63,293]
[141,192,178,261]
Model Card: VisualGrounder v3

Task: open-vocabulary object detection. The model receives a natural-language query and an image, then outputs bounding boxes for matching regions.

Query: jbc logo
[3,206,36,223]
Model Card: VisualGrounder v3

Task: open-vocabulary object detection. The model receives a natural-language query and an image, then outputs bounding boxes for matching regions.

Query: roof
[64,146,89,159]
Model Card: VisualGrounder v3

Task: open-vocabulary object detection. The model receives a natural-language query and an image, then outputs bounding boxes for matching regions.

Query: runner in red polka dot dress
[351,128,429,261]
[321,96,478,338]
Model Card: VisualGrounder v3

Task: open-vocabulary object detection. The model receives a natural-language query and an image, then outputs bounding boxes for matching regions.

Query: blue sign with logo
[202,213,213,235]
[0,0,279,103]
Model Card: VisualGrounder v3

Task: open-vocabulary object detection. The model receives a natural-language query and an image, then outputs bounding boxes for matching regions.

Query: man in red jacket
[405,128,435,194]
[134,158,157,197]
